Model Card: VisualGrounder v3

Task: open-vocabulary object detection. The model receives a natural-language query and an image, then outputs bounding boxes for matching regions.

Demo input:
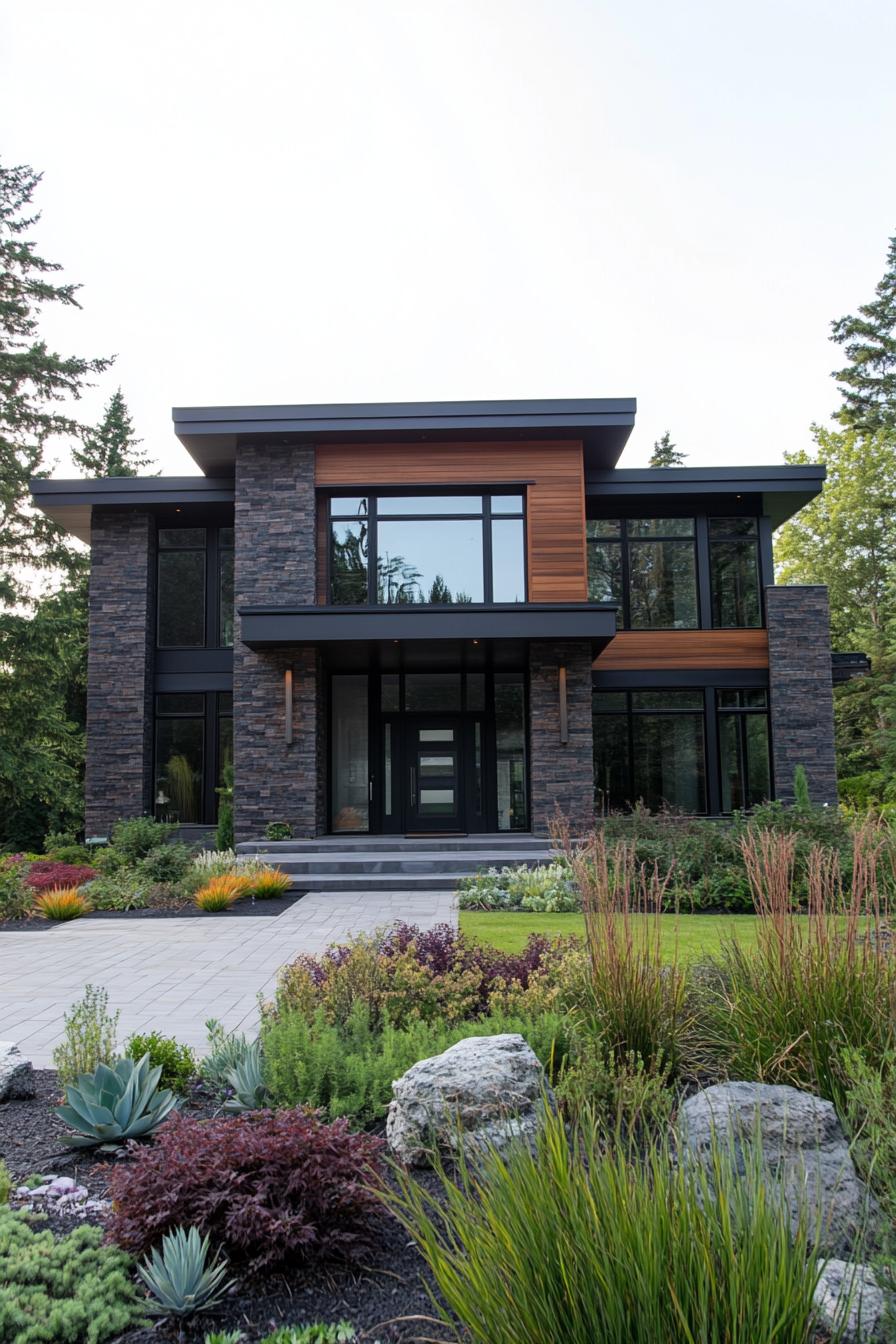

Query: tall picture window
[586,518,698,629]
[717,689,771,811]
[329,493,526,606]
[154,692,232,825]
[157,528,206,647]
[709,518,762,627]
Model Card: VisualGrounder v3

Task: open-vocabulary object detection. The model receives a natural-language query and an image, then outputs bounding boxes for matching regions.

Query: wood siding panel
[593,629,769,671]
[315,440,587,603]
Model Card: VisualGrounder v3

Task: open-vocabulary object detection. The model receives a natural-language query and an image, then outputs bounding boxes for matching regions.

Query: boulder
[813,1260,888,1343]
[0,1041,35,1101]
[386,1033,553,1166]
[677,1081,875,1255]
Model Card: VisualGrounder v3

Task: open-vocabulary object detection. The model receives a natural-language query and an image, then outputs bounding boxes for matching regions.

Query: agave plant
[55,1053,179,1148]
[138,1225,231,1317]
[223,1038,269,1113]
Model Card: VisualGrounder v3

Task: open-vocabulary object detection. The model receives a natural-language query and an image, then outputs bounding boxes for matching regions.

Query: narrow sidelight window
[494,673,528,831]
[717,689,771,811]
[709,518,761,627]
[331,675,369,832]
[218,528,234,647]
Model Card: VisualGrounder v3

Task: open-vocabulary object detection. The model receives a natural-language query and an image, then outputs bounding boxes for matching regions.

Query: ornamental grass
[34,886,93,921]
[194,874,252,911]
[244,866,291,900]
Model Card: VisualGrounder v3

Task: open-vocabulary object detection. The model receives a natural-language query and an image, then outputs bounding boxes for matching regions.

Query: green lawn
[460,910,763,961]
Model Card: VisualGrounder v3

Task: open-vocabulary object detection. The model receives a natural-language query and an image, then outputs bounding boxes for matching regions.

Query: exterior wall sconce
[285,666,294,745]
[558,663,568,744]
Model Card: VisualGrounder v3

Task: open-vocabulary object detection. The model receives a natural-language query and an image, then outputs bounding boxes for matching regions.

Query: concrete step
[284,872,477,893]
[238,833,552,856]
[268,850,554,877]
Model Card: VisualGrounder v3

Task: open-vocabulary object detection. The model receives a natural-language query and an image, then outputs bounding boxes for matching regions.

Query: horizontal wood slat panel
[315,441,587,602]
[594,629,769,670]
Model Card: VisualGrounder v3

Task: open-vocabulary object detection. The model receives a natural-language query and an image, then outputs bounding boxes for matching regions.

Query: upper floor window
[587,518,698,629]
[709,517,761,627]
[329,493,526,605]
[157,525,234,649]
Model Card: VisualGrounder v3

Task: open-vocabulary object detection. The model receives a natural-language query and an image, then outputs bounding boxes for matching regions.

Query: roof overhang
[585,465,826,528]
[173,398,637,476]
[239,602,618,657]
[28,476,235,543]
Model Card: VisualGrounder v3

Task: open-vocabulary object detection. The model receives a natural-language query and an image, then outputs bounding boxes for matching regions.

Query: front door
[404,719,464,832]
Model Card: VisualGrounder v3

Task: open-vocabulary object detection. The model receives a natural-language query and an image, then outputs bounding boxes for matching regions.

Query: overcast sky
[3,0,896,476]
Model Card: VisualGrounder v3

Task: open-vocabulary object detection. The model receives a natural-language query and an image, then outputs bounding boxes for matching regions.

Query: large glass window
[710,518,761,628]
[586,519,698,629]
[157,525,234,648]
[593,689,706,814]
[329,493,526,605]
[717,689,771,811]
[495,673,527,831]
[154,692,232,825]
[331,675,369,832]
[158,529,206,647]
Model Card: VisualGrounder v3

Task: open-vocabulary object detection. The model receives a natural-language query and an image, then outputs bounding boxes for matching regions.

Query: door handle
[410,766,416,807]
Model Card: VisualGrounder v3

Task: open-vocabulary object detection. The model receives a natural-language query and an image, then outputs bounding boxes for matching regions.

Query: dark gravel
[0,1070,458,1343]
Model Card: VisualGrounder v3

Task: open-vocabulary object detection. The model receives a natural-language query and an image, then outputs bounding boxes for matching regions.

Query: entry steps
[236,834,557,892]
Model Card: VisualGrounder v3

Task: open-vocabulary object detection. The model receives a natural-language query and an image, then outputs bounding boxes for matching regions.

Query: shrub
[82,871,148,910]
[124,1031,197,1094]
[265,821,293,841]
[195,874,251,910]
[56,1055,179,1148]
[274,922,563,1030]
[841,1047,896,1233]
[52,984,120,1086]
[0,1161,10,1205]
[200,1018,254,1094]
[0,1207,145,1343]
[697,823,896,1107]
[24,860,97,892]
[137,1225,232,1318]
[223,1038,269,1112]
[136,842,193,884]
[263,1002,570,1126]
[105,1109,384,1273]
[110,816,176,862]
[555,1041,676,1139]
[386,1109,822,1344]
[458,861,580,912]
[34,887,92,921]
[193,848,238,875]
[44,843,92,865]
[245,866,292,900]
[0,857,32,921]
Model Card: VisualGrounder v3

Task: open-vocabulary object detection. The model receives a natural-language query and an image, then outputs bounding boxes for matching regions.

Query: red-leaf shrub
[25,861,97,891]
[105,1108,384,1273]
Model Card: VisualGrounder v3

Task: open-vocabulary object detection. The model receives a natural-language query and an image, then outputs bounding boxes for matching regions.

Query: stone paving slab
[0,890,456,1068]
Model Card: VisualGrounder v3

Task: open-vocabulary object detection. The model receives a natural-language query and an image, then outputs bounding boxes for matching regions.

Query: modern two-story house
[31,398,839,845]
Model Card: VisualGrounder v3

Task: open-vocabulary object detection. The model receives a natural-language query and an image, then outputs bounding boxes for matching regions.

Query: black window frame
[715,688,772,812]
[707,517,763,629]
[587,517,700,630]
[156,524,234,650]
[328,490,527,606]
[153,690,233,825]
[593,687,708,815]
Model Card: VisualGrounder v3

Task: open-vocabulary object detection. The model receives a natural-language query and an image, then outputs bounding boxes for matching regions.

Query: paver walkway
[0,890,456,1068]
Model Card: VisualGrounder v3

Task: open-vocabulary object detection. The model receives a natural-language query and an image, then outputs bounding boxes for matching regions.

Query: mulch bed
[0,1071,457,1344]
[0,891,307,933]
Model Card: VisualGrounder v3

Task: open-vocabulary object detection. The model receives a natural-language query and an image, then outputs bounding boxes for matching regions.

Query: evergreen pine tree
[73,388,153,477]
[831,232,896,434]
[0,160,111,606]
[648,431,686,467]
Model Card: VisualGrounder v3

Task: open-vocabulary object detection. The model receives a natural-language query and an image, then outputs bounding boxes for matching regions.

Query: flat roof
[28,476,233,544]
[172,397,638,475]
[585,464,826,528]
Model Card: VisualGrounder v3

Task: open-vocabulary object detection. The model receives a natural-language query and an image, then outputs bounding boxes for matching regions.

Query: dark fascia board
[239,602,619,655]
[585,465,826,528]
[172,397,637,475]
[28,476,235,543]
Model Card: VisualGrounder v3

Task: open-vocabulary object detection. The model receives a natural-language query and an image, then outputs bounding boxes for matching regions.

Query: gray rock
[386,1033,553,1167]
[813,1260,888,1342]
[0,1041,34,1101]
[677,1082,876,1255]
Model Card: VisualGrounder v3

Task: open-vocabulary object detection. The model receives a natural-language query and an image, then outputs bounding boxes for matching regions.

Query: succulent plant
[55,1053,179,1148]
[137,1225,231,1317]
[223,1038,269,1113]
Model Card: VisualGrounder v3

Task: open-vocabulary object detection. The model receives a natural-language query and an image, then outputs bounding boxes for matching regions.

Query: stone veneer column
[528,640,595,836]
[766,585,838,806]
[85,508,155,835]
[233,443,324,841]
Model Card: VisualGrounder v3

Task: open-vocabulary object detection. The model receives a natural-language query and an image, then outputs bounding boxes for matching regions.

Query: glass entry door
[405,719,463,832]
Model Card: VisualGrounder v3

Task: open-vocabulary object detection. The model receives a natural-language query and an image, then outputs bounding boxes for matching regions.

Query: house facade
[31,398,839,843]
